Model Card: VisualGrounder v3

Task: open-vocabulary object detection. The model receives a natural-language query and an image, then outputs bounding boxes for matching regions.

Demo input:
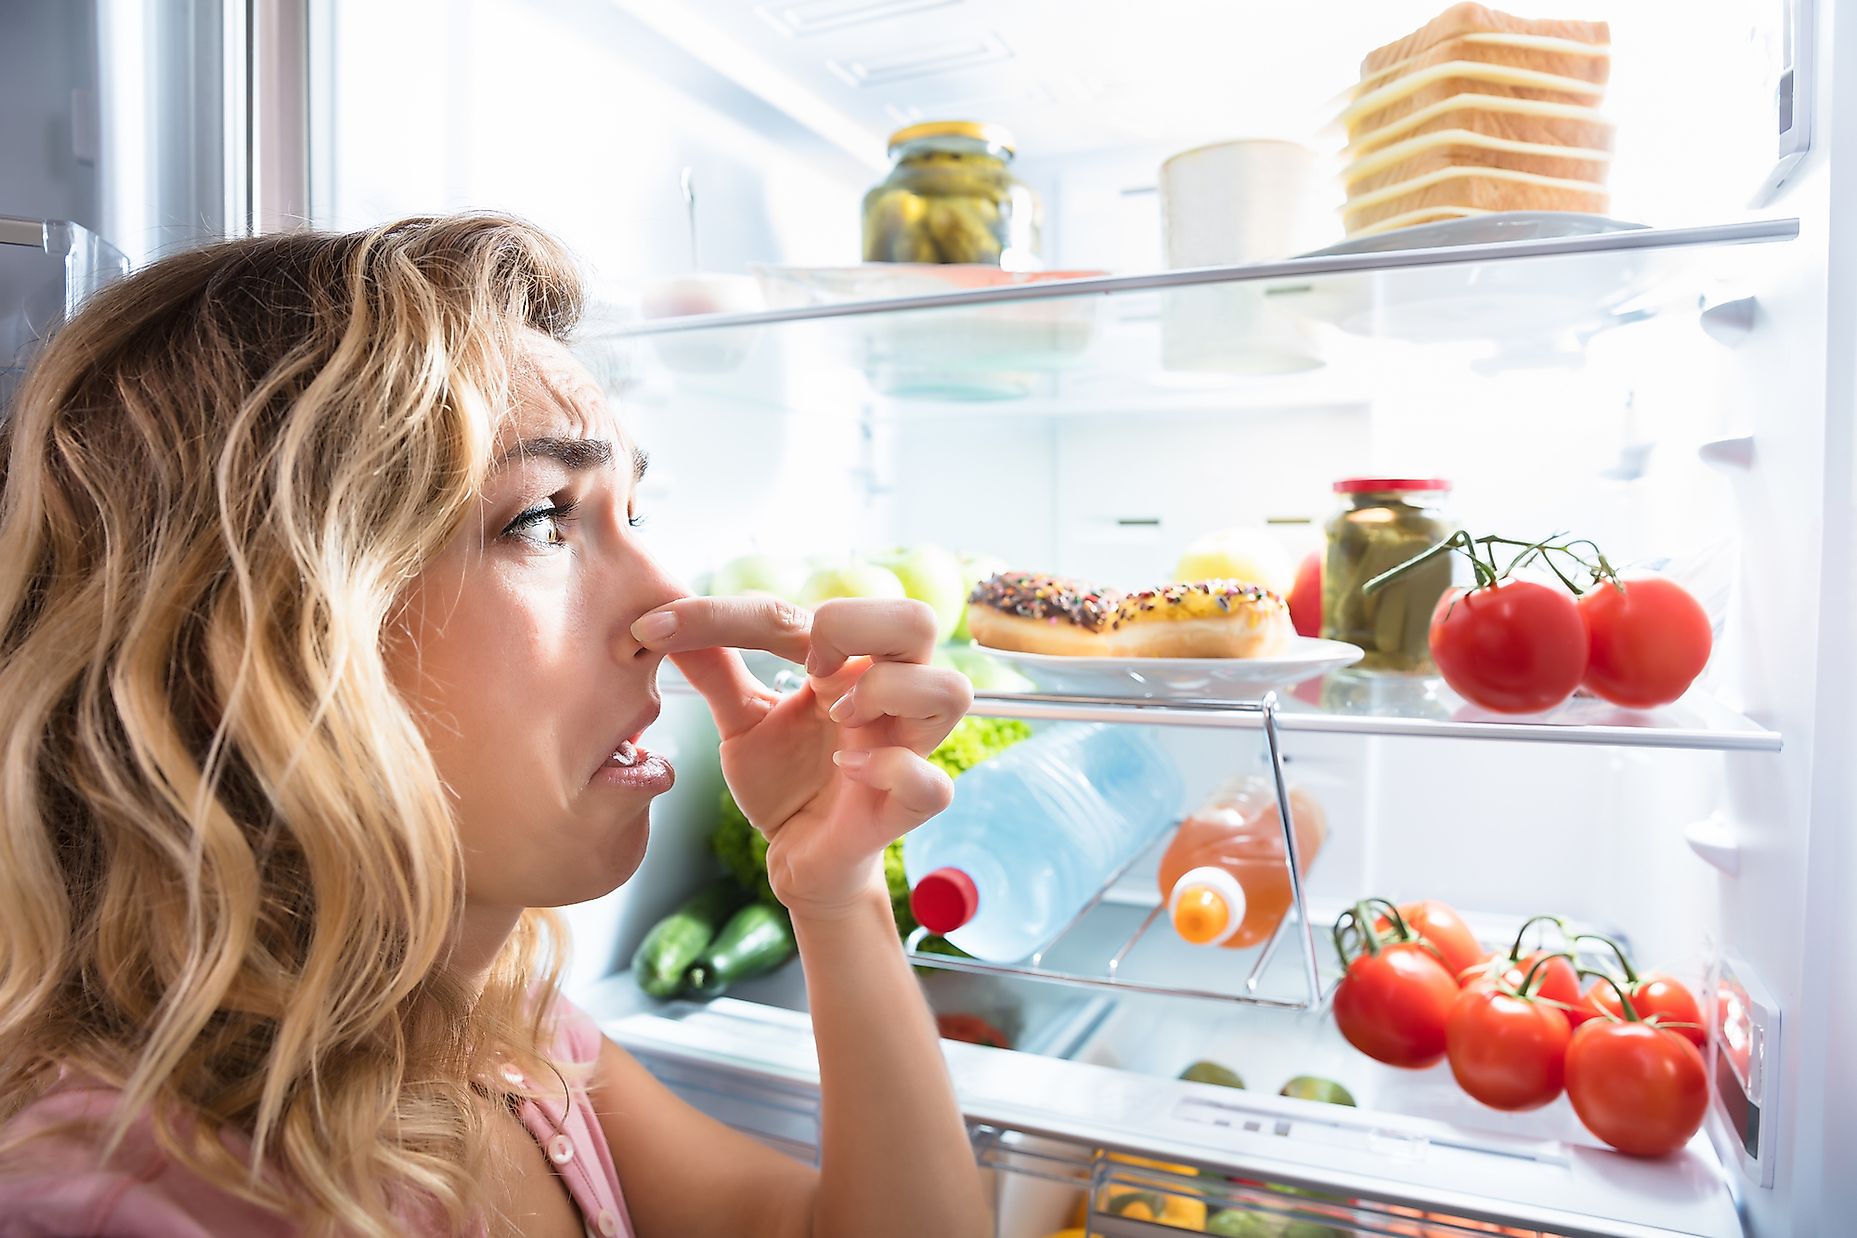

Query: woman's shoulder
[0,1082,294,1238]
[547,992,607,1066]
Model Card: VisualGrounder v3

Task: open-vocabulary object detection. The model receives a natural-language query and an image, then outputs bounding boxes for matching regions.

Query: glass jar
[861,121,1041,269]
[1322,478,1457,672]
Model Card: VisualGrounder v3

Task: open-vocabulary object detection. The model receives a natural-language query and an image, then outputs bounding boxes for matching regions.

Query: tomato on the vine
[1464,919,1586,1025]
[1430,580,1588,714]
[1332,902,1461,1070]
[1516,950,1586,1021]
[1583,973,1705,1047]
[1335,942,1458,1069]
[1576,936,1706,1048]
[1446,983,1570,1111]
[1374,900,1486,984]
[1565,982,1709,1157]
[1577,575,1712,709]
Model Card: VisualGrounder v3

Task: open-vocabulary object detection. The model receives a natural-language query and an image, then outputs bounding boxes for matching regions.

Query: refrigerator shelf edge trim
[605,218,1802,337]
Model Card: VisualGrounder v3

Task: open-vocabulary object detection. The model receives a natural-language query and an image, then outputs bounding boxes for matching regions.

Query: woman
[0,216,989,1237]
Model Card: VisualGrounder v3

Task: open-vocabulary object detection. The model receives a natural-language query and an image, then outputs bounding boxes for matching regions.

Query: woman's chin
[605,808,656,890]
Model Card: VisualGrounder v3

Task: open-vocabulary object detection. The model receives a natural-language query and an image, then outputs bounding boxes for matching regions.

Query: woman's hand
[632,596,973,920]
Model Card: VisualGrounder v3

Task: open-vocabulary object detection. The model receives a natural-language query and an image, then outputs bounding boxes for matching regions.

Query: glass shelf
[583,219,1800,415]
[969,680,1781,753]
[663,663,1780,753]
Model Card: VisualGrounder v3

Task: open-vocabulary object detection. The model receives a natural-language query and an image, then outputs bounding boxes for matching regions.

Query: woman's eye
[503,500,577,546]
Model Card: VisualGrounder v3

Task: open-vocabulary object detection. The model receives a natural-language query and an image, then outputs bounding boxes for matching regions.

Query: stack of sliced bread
[1340,3,1613,238]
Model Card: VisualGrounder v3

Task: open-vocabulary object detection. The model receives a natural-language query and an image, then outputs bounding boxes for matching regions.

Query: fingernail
[828,694,854,723]
[631,610,678,643]
[832,749,870,770]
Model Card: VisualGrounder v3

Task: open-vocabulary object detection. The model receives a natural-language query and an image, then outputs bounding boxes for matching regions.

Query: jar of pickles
[1323,479,1457,672]
[862,121,1041,269]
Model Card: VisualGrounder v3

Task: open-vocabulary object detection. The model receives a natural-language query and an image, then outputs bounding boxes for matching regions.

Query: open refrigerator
[7,0,1855,1233]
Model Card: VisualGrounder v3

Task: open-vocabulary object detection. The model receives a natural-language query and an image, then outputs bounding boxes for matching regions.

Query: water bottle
[904,724,1185,962]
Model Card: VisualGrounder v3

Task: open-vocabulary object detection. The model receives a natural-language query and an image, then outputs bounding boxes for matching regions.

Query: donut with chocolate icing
[966,572,1293,659]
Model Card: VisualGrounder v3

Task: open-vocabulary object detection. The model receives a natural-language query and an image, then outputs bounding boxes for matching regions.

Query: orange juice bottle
[1158,776,1327,949]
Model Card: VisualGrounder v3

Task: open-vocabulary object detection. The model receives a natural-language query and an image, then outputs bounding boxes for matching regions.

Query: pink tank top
[0,998,633,1237]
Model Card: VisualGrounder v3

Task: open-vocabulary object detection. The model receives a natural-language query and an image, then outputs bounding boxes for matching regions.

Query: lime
[1278,1075,1357,1107]
[1179,1060,1245,1089]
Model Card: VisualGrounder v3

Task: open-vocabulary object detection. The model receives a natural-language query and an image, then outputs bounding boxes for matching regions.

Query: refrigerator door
[0,216,129,413]
[603,998,1743,1238]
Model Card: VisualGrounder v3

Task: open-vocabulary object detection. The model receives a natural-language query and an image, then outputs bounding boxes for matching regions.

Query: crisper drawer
[603,999,1743,1238]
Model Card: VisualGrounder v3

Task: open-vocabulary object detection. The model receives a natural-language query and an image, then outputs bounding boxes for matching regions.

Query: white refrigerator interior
[313,1,1849,1234]
[9,0,1843,1232]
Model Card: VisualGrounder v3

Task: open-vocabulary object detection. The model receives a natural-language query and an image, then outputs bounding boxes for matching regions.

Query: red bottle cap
[1333,477,1450,494]
[911,867,980,934]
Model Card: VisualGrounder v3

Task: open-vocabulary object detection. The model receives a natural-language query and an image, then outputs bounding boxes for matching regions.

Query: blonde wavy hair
[0,215,589,1234]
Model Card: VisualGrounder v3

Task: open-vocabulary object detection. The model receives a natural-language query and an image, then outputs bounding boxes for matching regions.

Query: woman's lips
[594,742,674,794]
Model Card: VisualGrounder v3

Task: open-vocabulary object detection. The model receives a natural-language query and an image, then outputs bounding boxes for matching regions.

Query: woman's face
[386,331,682,919]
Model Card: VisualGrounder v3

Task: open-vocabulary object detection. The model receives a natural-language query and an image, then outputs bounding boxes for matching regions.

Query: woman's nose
[615,556,687,662]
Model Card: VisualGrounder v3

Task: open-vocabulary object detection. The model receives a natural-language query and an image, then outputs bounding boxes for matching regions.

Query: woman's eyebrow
[490,436,614,473]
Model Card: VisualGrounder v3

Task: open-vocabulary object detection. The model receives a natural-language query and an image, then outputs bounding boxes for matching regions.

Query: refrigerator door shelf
[605,998,1743,1238]
[1,216,130,415]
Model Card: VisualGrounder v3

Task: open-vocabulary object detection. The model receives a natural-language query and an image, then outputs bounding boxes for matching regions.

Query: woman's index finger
[805,598,937,677]
[633,595,813,663]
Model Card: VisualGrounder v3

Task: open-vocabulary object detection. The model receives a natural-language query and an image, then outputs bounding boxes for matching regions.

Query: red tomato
[1288,551,1323,639]
[1429,580,1588,714]
[934,1013,1012,1049]
[1373,900,1485,984]
[1332,942,1460,1069]
[1565,1020,1709,1157]
[1466,950,1582,1016]
[1577,576,1712,709]
[1517,950,1588,1022]
[1446,986,1570,1111]
[1584,973,1706,1049]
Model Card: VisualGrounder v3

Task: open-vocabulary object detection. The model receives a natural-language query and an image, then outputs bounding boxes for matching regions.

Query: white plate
[979,637,1364,700]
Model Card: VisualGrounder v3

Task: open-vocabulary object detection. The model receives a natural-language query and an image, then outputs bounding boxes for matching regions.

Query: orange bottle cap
[1167,866,1247,946]
[1173,886,1231,945]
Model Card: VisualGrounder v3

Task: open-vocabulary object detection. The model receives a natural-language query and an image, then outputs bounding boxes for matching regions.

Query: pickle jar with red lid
[1323,478,1457,672]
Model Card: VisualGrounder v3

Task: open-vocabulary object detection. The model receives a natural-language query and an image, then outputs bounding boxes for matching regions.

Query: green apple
[871,544,967,640]
[707,552,808,601]
[796,560,907,606]
[950,552,1009,642]
[943,644,1032,692]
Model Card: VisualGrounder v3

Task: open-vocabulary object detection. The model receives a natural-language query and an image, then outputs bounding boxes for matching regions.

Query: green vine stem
[1334,898,1439,969]
[1503,914,1570,964]
[1333,902,1376,968]
[1574,933,1641,986]
[1363,529,1627,599]
[1577,968,1643,1022]
[1512,951,1573,1000]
